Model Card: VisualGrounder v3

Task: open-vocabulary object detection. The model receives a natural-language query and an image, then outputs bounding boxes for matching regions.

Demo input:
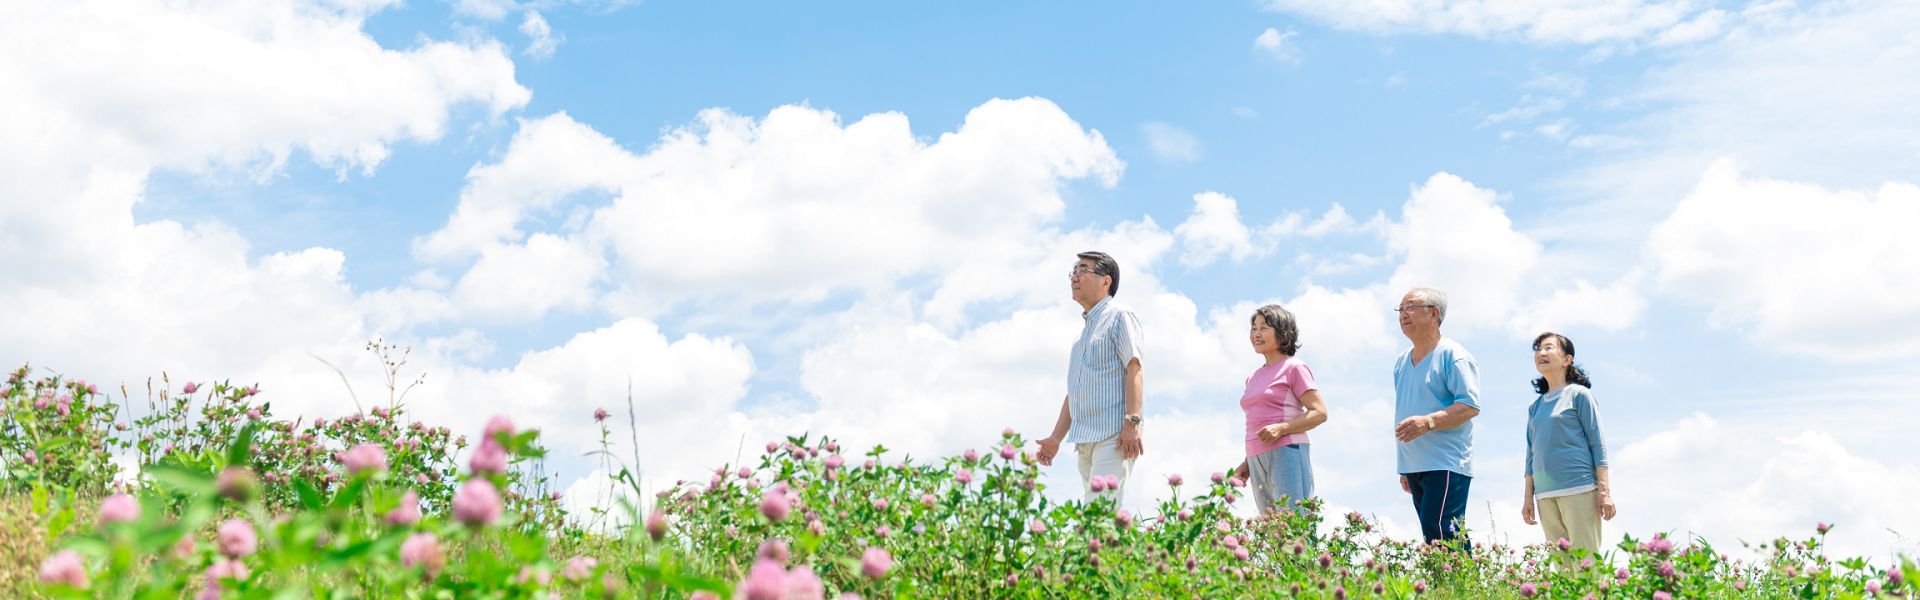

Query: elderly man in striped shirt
[1035,251,1146,503]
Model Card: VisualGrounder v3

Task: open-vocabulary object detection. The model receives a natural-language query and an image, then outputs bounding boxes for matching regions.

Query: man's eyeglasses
[1068,266,1104,279]
[1394,304,1436,313]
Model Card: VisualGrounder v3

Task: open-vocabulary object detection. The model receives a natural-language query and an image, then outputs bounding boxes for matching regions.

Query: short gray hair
[1408,287,1448,325]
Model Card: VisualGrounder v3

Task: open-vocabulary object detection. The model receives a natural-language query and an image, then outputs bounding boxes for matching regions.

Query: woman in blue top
[1519,332,1616,553]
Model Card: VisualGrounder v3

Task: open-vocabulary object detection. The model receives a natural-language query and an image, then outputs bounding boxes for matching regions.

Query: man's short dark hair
[1076,251,1120,296]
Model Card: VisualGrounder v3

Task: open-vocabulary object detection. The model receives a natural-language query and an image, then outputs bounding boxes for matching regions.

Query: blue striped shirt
[1065,297,1143,444]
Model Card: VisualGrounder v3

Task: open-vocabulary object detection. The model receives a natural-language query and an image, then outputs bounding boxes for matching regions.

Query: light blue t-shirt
[1393,339,1482,476]
[1525,384,1609,497]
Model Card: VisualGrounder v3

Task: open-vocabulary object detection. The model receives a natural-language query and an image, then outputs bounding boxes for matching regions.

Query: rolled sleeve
[1111,310,1143,364]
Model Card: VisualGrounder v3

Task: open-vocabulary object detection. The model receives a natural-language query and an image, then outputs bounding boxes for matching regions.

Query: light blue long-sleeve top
[1524,383,1609,499]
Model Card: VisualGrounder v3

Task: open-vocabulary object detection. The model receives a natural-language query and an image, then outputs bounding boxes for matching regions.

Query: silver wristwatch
[1124,414,1144,426]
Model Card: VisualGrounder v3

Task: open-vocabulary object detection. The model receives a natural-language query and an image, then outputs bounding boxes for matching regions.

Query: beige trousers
[1076,433,1135,503]
[1538,489,1603,553]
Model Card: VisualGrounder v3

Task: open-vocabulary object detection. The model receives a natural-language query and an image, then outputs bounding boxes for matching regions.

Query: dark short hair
[1252,304,1302,355]
[1530,331,1593,394]
[1076,251,1120,296]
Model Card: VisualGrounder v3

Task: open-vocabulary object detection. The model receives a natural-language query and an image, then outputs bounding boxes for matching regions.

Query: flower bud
[217,467,257,502]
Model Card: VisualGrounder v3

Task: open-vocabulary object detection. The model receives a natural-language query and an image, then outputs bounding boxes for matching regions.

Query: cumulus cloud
[1609,413,1920,560]
[430,318,755,460]
[1385,173,1542,333]
[0,0,745,511]
[1174,192,1267,267]
[419,99,1124,321]
[451,233,606,322]
[0,0,526,394]
[1646,161,1920,360]
[0,1,528,183]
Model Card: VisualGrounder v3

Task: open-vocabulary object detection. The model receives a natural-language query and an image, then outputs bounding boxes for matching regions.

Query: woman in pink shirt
[1234,304,1329,514]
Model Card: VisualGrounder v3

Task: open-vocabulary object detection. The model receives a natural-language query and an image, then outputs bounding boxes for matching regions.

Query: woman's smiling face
[1534,334,1572,376]
[1250,317,1276,354]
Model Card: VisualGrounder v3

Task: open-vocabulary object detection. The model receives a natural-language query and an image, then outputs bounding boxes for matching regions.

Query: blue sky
[5,0,1916,561]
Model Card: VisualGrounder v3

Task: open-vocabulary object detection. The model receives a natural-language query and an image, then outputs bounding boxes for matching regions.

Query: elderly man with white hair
[1391,287,1482,546]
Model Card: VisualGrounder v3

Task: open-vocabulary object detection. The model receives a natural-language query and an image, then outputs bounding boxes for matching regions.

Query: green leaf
[61,537,110,556]
[294,479,325,511]
[328,478,368,510]
[46,503,75,540]
[144,463,215,496]
[31,484,49,515]
[227,421,260,467]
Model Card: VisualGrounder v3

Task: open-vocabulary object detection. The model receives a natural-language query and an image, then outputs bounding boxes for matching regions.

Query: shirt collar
[1082,295,1112,320]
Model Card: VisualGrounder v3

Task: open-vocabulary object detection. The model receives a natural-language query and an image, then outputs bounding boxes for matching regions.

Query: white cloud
[0,0,754,518]
[1261,0,1726,46]
[1650,8,1727,46]
[414,112,639,263]
[520,10,562,59]
[1268,203,1383,238]
[1174,192,1268,267]
[421,99,1124,320]
[1512,272,1647,334]
[455,0,518,20]
[1568,134,1637,150]
[0,0,528,401]
[1141,121,1202,164]
[1641,0,1920,187]
[1385,173,1542,333]
[1483,94,1566,126]
[1552,0,1920,244]
[450,233,605,321]
[1609,413,1920,561]
[1254,27,1301,62]
[1534,119,1572,141]
[0,1,528,183]
[430,318,756,462]
[1176,199,1383,269]
[1646,161,1920,360]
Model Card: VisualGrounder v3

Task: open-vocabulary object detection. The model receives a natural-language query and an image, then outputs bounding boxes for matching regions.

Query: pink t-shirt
[1241,357,1317,457]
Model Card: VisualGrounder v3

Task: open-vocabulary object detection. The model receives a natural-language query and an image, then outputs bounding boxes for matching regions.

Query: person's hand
[1395,415,1434,443]
[1597,490,1617,521]
[1117,425,1144,459]
[1521,501,1537,525]
[1257,423,1286,443]
[1400,475,1411,494]
[1035,437,1061,466]
[1234,461,1249,480]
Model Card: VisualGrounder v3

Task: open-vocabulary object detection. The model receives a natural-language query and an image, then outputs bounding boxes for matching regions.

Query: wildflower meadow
[3,363,1915,598]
